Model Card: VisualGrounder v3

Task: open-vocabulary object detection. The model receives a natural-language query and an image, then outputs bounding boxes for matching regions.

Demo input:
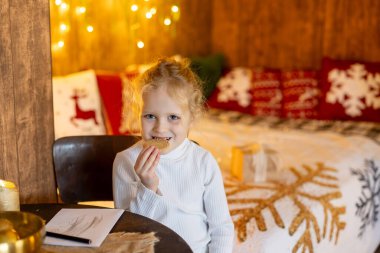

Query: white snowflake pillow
[319,58,380,122]
[207,67,253,114]
[53,70,106,139]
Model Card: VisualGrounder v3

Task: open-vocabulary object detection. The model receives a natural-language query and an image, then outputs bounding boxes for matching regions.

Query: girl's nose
[154,119,167,132]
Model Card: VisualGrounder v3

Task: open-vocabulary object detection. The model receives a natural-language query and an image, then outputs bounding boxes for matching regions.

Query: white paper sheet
[44,208,124,247]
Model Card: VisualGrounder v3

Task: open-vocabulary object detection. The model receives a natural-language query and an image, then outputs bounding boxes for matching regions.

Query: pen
[46,231,92,244]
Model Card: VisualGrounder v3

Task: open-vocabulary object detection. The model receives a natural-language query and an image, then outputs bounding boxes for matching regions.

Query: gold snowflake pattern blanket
[189,115,380,253]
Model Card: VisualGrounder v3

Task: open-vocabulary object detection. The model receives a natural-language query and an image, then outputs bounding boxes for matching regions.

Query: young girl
[113,57,234,253]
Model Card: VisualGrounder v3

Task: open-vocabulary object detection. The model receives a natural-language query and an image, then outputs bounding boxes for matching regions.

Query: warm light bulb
[55,0,62,6]
[171,5,179,13]
[164,18,171,26]
[137,41,144,48]
[145,12,152,19]
[60,3,68,11]
[59,23,68,31]
[52,41,65,51]
[87,25,94,32]
[131,4,138,11]
[150,8,156,15]
[76,6,86,14]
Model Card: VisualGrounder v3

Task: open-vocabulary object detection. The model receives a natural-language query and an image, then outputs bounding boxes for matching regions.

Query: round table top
[21,203,192,253]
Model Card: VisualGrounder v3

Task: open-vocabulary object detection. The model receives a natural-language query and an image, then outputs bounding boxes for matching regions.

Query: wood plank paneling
[323,0,380,61]
[0,0,19,186]
[175,0,212,57]
[212,0,380,69]
[1,0,56,203]
[210,0,241,67]
[50,0,380,74]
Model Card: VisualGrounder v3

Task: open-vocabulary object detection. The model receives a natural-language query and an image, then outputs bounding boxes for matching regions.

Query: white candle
[0,179,20,211]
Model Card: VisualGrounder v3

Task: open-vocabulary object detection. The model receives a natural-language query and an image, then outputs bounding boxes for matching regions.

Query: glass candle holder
[0,179,20,211]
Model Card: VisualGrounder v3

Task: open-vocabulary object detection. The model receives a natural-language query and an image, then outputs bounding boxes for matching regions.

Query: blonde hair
[119,57,205,134]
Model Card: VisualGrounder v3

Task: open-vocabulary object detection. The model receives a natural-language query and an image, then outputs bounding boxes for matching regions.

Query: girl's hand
[134,145,160,192]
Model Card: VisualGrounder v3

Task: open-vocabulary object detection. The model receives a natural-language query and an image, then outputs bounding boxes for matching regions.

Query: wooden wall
[0,0,56,203]
[51,0,380,75]
[212,0,380,69]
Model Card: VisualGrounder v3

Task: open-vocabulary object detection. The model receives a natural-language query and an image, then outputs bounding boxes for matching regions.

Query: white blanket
[189,117,380,253]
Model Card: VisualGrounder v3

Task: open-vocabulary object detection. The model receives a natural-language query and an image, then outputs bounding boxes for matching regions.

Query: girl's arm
[204,155,235,253]
[112,151,163,217]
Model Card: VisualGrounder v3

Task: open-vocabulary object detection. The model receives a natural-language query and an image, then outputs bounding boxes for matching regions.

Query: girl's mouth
[152,136,171,141]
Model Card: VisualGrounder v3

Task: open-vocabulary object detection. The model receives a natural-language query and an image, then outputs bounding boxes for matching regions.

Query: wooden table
[21,203,192,253]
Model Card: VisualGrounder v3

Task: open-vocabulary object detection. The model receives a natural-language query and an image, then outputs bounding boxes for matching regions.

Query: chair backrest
[53,135,140,203]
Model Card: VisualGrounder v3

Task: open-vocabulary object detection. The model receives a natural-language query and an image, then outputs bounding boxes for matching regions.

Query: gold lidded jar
[0,180,20,212]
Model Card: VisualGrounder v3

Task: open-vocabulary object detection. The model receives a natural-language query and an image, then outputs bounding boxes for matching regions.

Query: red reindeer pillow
[251,69,282,117]
[281,70,320,119]
[319,58,380,122]
[52,70,106,139]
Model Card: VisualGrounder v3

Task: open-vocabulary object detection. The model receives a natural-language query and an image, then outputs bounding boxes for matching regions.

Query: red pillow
[251,69,282,117]
[96,71,138,135]
[96,72,124,135]
[207,67,253,114]
[318,58,380,122]
[281,70,320,119]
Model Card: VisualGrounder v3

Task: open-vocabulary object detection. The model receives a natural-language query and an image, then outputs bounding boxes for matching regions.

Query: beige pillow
[52,70,106,139]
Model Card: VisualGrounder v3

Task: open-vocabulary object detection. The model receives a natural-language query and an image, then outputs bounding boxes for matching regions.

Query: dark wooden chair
[52,135,140,203]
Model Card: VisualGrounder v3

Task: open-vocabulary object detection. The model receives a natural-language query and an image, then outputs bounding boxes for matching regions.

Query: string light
[164,18,171,26]
[131,4,138,11]
[171,5,179,13]
[150,8,156,15]
[50,0,181,54]
[137,41,145,48]
[172,5,180,21]
[59,23,68,32]
[60,2,68,11]
[145,12,152,19]
[86,25,94,32]
[76,6,86,15]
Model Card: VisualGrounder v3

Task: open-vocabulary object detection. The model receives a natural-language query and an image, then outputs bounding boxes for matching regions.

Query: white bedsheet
[189,117,380,253]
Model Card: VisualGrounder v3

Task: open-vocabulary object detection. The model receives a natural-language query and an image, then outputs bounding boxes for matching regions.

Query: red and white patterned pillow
[251,69,282,117]
[207,67,253,114]
[53,70,106,139]
[318,58,380,122]
[281,70,320,119]
[96,70,139,135]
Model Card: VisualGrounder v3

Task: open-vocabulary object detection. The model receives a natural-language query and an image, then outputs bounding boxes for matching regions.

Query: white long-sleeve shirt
[113,138,234,253]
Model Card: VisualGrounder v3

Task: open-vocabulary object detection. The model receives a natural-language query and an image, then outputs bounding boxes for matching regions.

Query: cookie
[143,139,169,151]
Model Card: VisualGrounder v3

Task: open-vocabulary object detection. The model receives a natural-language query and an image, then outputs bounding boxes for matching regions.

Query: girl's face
[141,85,192,154]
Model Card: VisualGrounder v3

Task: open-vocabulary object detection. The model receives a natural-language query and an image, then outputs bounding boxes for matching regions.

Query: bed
[189,108,380,253]
[52,56,380,253]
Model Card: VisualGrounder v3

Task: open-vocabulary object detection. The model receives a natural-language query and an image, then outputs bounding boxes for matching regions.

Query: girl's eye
[143,114,156,120]
[168,115,180,120]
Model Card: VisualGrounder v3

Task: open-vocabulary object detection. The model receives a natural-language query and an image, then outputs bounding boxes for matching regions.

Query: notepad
[44,208,124,247]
